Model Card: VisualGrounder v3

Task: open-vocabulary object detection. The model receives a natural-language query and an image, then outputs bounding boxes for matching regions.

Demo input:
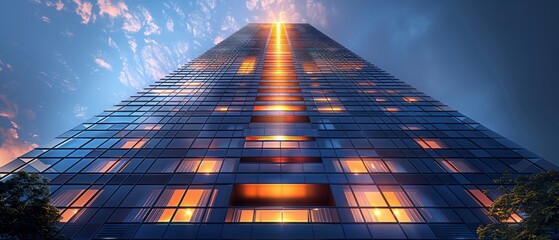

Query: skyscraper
[1,23,556,239]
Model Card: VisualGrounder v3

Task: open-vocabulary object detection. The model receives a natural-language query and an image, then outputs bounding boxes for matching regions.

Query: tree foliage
[0,172,62,240]
[477,170,559,240]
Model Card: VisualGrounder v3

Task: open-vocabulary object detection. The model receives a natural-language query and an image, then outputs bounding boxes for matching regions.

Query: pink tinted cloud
[94,58,112,70]
[98,0,128,18]
[0,95,38,168]
[73,0,94,24]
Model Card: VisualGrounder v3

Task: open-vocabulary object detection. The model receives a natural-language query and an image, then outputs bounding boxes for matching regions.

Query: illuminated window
[59,208,80,223]
[84,158,128,173]
[403,97,420,102]
[237,56,256,74]
[245,136,315,141]
[255,96,303,101]
[180,188,212,207]
[361,208,396,222]
[172,208,204,222]
[259,82,299,87]
[392,208,424,222]
[379,186,413,207]
[467,189,493,207]
[415,138,446,149]
[197,159,222,172]
[51,187,86,207]
[384,107,400,112]
[258,89,301,93]
[340,159,368,173]
[116,138,146,149]
[230,184,335,207]
[254,105,306,111]
[214,106,229,112]
[240,157,321,163]
[352,186,388,207]
[175,159,222,173]
[440,159,478,173]
[155,188,186,207]
[317,106,345,112]
[145,208,176,222]
[71,189,101,207]
[364,160,390,173]
[250,116,310,123]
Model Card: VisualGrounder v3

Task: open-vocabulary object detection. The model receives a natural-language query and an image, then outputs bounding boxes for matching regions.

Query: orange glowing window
[392,208,424,222]
[238,209,255,222]
[71,189,100,207]
[240,157,321,163]
[415,139,446,149]
[237,56,256,74]
[118,138,146,149]
[230,184,335,206]
[180,189,212,207]
[172,208,202,222]
[258,89,301,93]
[245,136,315,141]
[340,159,368,173]
[260,76,298,81]
[440,159,477,173]
[156,189,186,207]
[403,97,420,102]
[254,210,282,222]
[317,106,345,112]
[254,105,306,111]
[384,107,400,112]
[365,160,390,173]
[380,186,414,207]
[375,98,387,102]
[468,189,493,207]
[214,106,229,112]
[352,186,388,207]
[282,210,308,222]
[362,208,396,222]
[197,159,222,172]
[259,82,299,87]
[250,116,310,123]
[145,208,176,222]
[59,208,79,223]
[255,96,303,101]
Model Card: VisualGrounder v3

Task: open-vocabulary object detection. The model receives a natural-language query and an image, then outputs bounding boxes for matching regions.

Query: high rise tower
[1,23,556,239]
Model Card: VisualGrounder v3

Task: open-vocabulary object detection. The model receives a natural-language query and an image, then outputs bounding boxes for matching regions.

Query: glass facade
[1,23,557,239]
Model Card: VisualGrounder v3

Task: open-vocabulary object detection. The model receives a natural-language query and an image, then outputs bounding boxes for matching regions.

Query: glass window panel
[340,159,368,173]
[180,188,212,207]
[361,208,396,222]
[121,185,163,207]
[379,186,413,207]
[364,159,390,173]
[155,188,186,207]
[145,208,176,222]
[172,208,204,222]
[392,208,424,222]
[403,185,448,207]
[352,185,387,207]
[176,159,201,172]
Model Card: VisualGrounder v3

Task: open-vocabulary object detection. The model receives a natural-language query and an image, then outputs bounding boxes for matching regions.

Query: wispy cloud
[41,16,51,23]
[213,36,223,45]
[166,18,174,32]
[0,94,38,168]
[94,58,112,70]
[73,104,88,118]
[73,0,93,24]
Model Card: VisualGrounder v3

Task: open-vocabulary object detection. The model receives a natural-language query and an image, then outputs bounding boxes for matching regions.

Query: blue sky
[1,0,559,166]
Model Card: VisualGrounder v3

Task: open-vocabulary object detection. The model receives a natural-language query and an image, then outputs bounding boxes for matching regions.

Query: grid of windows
[0,23,556,239]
